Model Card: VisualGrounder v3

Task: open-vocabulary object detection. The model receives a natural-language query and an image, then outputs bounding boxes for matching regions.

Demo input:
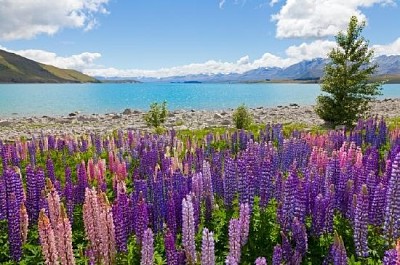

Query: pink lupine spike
[20,203,28,244]
[38,210,59,265]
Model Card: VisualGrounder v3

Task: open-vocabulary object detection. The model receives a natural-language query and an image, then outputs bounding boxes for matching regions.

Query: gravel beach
[0,98,399,140]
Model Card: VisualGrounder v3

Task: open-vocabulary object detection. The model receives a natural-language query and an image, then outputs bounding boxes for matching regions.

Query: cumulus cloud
[285,40,337,60]
[219,0,227,8]
[373,38,400,56]
[270,0,280,6]
[272,0,395,39]
[0,0,109,40]
[0,46,101,70]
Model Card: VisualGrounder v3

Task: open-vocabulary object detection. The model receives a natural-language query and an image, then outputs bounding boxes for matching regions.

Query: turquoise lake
[0,83,399,117]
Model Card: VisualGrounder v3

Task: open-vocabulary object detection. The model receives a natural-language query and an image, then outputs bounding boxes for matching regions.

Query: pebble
[0,98,399,140]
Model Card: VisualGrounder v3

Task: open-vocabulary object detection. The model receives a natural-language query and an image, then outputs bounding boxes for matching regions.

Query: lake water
[0,83,399,117]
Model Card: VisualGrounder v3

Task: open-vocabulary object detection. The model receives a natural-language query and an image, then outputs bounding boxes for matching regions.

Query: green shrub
[232,104,253,129]
[144,101,168,129]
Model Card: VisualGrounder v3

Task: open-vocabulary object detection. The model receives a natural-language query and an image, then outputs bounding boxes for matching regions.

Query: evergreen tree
[315,16,382,126]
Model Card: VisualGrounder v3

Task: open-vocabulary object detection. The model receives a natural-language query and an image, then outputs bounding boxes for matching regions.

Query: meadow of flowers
[1,117,400,264]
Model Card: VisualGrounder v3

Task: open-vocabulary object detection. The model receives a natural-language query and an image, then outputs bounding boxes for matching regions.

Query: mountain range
[0,49,98,83]
[102,55,400,83]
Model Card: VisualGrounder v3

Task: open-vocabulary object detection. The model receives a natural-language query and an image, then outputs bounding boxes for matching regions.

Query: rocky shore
[0,98,399,140]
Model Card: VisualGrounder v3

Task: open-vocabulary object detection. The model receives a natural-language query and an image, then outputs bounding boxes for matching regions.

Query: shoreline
[0,98,400,140]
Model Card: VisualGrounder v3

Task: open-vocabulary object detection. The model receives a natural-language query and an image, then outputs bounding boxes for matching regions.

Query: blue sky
[0,0,399,78]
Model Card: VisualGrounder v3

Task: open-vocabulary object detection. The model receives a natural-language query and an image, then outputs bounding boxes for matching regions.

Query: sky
[0,0,399,78]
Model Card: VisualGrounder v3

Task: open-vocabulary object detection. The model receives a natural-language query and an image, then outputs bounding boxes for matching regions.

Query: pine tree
[315,16,382,126]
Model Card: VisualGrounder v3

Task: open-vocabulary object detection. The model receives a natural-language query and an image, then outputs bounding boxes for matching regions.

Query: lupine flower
[354,185,369,258]
[329,231,348,265]
[38,209,59,265]
[140,228,154,265]
[201,228,215,265]
[227,218,241,264]
[20,203,28,244]
[254,257,267,265]
[384,152,400,246]
[164,229,178,265]
[56,205,75,265]
[135,192,149,245]
[291,217,307,257]
[272,244,283,265]
[182,194,196,264]
[46,179,61,232]
[239,203,250,246]
[7,193,22,262]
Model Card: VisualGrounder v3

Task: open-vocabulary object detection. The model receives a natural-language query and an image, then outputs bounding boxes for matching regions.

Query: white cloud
[272,0,395,39]
[219,0,227,8]
[0,46,101,70]
[84,53,297,78]
[285,40,337,60]
[0,0,109,41]
[373,38,400,56]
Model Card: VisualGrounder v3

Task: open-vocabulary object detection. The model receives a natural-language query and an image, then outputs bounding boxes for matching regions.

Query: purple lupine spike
[64,166,74,224]
[294,180,307,223]
[354,185,369,258]
[165,229,178,265]
[291,218,308,257]
[166,191,177,236]
[26,164,40,223]
[152,178,164,234]
[113,189,129,252]
[7,193,22,262]
[331,232,348,265]
[384,152,400,246]
[254,257,267,265]
[259,159,273,208]
[0,175,6,220]
[202,161,214,221]
[140,228,154,265]
[227,218,241,264]
[46,157,56,185]
[182,194,196,264]
[223,157,237,208]
[279,169,298,231]
[239,203,250,246]
[237,158,249,205]
[201,228,215,265]
[370,182,386,226]
[281,231,292,262]
[383,249,397,265]
[324,184,335,234]
[272,244,283,265]
[135,192,149,245]
[75,161,88,204]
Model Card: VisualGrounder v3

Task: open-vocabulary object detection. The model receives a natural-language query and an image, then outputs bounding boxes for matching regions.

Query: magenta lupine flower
[239,203,250,246]
[225,255,238,265]
[38,209,59,265]
[201,228,215,265]
[182,194,196,264]
[140,228,154,265]
[227,218,241,264]
[255,257,267,265]
[354,185,369,258]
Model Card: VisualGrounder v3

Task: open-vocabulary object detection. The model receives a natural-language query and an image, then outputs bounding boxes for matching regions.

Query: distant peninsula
[0,49,98,83]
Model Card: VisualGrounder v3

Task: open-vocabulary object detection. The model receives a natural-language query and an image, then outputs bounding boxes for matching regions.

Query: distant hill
[0,49,98,83]
[128,55,400,83]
